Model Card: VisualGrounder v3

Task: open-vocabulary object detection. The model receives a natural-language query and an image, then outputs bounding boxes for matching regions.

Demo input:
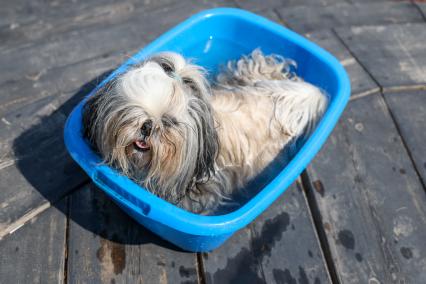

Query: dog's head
[83,52,219,202]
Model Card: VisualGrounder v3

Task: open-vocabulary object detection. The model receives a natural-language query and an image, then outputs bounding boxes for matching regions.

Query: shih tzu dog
[82,49,328,214]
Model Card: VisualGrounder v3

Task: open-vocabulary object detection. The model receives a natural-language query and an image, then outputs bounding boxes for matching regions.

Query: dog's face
[83,53,218,202]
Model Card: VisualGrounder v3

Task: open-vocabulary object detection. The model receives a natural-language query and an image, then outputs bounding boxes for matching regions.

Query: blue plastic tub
[64,8,350,252]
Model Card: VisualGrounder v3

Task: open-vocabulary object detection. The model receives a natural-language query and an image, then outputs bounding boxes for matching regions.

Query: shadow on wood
[12,70,186,251]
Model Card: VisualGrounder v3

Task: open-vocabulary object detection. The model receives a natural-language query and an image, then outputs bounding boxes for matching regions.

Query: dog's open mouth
[134,140,150,151]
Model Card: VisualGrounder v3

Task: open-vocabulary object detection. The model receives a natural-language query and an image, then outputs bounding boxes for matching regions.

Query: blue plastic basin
[64,8,350,252]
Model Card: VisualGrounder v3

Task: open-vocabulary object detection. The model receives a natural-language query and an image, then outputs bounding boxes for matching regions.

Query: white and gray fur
[83,49,328,214]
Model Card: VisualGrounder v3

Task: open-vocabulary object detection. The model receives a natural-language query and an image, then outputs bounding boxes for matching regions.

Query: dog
[82,49,328,214]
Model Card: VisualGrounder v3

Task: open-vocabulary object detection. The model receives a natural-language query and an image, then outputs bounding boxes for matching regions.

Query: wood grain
[336,23,426,89]
[305,30,379,96]
[306,94,426,283]
[0,199,67,283]
[384,90,426,185]
[67,184,200,284]
[277,2,423,34]
[202,183,331,284]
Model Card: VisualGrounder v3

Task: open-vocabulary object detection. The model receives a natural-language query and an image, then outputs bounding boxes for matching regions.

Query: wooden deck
[1,0,425,283]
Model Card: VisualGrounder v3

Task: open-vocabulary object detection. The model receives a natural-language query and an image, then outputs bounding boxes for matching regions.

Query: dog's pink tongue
[134,140,150,150]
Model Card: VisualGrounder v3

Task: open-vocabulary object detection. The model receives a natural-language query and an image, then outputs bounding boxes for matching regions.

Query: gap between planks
[300,173,341,284]
[63,196,71,284]
[378,91,426,191]
[0,180,90,240]
[196,252,207,284]
[331,27,426,191]
[412,1,426,22]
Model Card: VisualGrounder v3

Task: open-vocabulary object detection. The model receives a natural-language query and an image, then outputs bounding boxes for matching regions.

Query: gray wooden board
[0,0,181,29]
[0,0,41,28]
[416,3,426,19]
[0,0,238,86]
[306,94,426,283]
[336,23,426,89]
[0,1,139,51]
[0,199,67,283]
[0,17,148,86]
[0,92,87,235]
[67,184,199,284]
[202,221,264,283]
[0,56,123,236]
[276,2,423,34]
[133,0,236,43]
[0,0,115,28]
[383,90,426,186]
[202,183,331,284]
[251,9,285,25]
[0,0,237,52]
[305,30,378,96]
[235,0,349,12]
[0,48,132,115]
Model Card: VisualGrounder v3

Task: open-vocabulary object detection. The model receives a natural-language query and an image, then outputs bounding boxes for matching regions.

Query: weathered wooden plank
[0,0,98,28]
[277,2,423,34]
[336,23,426,89]
[253,9,285,25]
[414,3,426,19]
[0,2,138,50]
[0,95,87,236]
[306,94,426,283]
[251,182,331,284]
[0,19,148,86]
[305,30,378,96]
[0,0,237,86]
[383,90,426,185]
[235,0,344,12]
[0,60,118,237]
[0,0,39,28]
[0,0,237,52]
[235,0,290,12]
[67,184,199,284]
[0,0,173,29]
[0,199,67,283]
[0,48,131,115]
[202,224,264,283]
[203,183,331,284]
[136,0,236,43]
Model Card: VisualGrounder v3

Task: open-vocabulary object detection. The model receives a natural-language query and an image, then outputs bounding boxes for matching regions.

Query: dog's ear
[188,98,219,181]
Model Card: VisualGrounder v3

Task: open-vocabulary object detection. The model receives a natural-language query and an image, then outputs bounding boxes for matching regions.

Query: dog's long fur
[83,50,328,214]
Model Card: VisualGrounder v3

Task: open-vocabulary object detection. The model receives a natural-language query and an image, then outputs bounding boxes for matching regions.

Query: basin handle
[92,169,151,216]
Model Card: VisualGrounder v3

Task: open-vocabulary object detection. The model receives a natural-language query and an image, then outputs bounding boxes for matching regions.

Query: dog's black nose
[141,120,152,137]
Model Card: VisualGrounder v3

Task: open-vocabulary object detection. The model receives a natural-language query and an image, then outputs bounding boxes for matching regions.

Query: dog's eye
[183,78,198,92]
[159,61,174,74]
[183,78,192,85]
[162,115,178,127]
[141,120,152,137]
